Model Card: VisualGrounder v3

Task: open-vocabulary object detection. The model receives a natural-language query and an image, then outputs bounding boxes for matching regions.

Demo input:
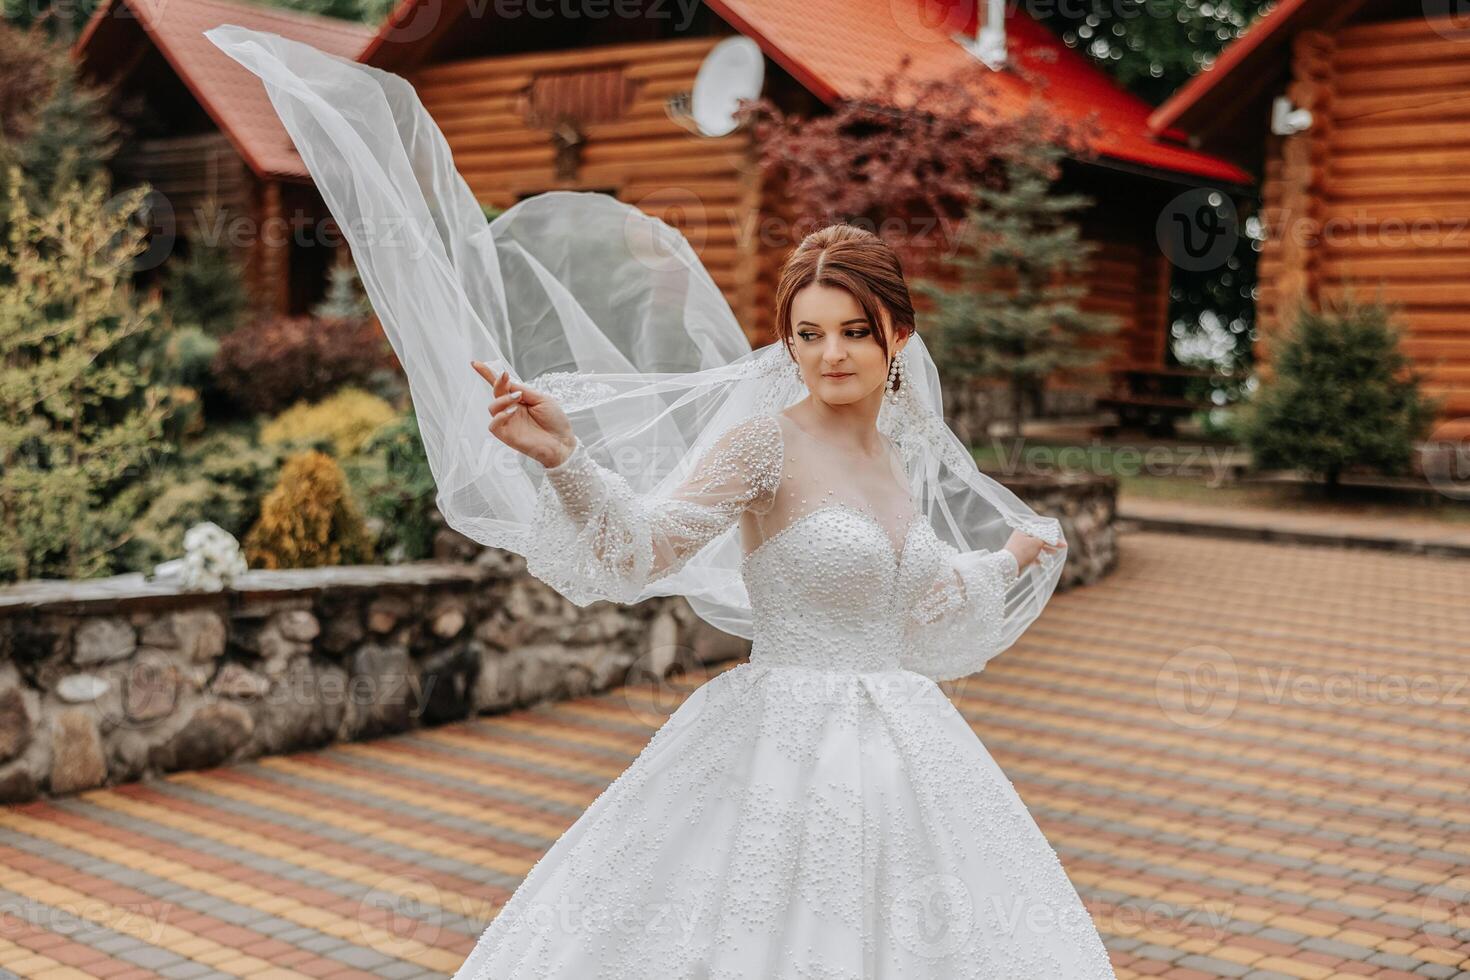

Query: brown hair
[773,224,916,392]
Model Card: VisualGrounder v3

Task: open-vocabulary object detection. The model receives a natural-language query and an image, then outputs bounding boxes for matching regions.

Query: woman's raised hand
[1003,529,1065,571]
[471,360,577,469]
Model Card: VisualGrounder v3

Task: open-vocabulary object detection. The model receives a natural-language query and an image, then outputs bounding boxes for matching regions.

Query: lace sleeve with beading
[900,515,1065,682]
[521,413,784,606]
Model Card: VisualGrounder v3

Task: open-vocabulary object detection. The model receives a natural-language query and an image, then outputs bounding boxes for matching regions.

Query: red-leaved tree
[212,314,400,415]
[735,52,1099,279]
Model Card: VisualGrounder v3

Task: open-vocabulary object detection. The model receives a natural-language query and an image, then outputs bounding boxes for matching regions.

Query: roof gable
[74,0,376,181]
[1149,0,1370,150]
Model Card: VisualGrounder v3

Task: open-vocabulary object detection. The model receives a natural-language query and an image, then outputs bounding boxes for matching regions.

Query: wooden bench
[1097,364,1234,437]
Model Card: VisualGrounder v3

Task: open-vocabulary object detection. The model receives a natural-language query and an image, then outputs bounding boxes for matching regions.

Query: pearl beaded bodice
[743,504,916,672]
[527,411,1037,682]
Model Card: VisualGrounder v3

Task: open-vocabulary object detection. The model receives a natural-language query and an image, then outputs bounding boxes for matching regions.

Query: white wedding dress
[189,23,1112,978]
[451,410,1116,979]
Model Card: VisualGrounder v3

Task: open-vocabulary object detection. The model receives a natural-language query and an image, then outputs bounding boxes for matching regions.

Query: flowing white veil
[202,25,1068,659]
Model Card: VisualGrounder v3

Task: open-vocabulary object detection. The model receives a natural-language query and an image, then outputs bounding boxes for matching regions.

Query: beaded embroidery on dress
[452,412,1117,979]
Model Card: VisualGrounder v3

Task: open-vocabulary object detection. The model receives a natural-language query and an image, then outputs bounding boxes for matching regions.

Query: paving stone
[0,531,1463,978]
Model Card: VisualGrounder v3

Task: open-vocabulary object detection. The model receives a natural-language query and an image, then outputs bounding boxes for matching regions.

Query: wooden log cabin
[360,0,1251,413]
[1152,0,1470,440]
[72,0,376,318]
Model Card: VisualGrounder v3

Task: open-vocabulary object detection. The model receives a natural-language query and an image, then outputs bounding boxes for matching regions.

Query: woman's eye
[796,329,869,340]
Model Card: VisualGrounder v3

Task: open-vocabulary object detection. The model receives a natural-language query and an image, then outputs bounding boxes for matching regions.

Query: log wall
[406,34,763,343]
[1258,14,1470,437]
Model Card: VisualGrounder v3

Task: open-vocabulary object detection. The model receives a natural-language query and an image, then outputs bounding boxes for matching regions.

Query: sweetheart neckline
[740,502,923,571]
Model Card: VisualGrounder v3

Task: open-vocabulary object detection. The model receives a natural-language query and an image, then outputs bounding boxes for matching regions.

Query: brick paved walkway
[1120,497,1470,557]
[2,530,1467,979]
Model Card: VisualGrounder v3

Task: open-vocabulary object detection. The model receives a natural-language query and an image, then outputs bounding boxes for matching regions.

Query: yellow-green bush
[244,450,374,569]
[259,387,396,458]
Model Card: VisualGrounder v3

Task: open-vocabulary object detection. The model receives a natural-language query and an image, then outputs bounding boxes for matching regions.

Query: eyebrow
[795,318,871,327]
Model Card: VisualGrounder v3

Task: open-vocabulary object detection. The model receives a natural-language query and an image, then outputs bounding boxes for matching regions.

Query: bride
[458,224,1115,979]
[201,22,1117,979]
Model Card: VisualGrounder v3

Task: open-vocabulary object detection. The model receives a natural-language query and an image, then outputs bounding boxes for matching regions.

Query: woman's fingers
[486,390,523,415]
[495,372,542,405]
[471,360,544,406]
[471,360,510,398]
[474,361,556,456]
[508,380,543,405]
[487,400,520,431]
[470,360,500,387]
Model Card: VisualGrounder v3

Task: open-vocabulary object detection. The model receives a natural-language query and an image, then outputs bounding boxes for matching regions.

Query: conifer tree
[163,213,251,337]
[1236,294,1439,494]
[914,142,1121,438]
[311,252,373,321]
[0,167,175,580]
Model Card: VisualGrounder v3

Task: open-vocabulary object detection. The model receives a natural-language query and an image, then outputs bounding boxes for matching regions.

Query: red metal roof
[72,0,1249,187]
[707,0,1253,187]
[74,0,376,181]
[361,0,1252,188]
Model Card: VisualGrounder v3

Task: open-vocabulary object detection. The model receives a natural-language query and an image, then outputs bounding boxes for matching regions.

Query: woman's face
[789,282,905,407]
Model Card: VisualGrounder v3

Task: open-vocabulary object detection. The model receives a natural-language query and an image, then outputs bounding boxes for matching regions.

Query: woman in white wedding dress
[197,24,1117,978]
[457,226,1116,979]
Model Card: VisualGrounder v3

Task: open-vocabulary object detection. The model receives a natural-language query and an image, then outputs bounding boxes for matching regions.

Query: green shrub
[117,430,281,572]
[0,167,175,582]
[122,326,209,444]
[187,430,284,500]
[0,23,118,206]
[347,414,439,562]
[162,235,250,337]
[244,450,374,569]
[259,387,397,458]
[1234,293,1440,492]
[311,257,373,320]
[125,478,251,569]
[162,326,221,388]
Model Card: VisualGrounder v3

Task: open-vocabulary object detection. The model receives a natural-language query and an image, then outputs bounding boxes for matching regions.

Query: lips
[822,372,853,379]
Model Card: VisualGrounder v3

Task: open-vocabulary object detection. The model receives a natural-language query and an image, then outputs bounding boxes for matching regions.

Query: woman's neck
[781,395,887,459]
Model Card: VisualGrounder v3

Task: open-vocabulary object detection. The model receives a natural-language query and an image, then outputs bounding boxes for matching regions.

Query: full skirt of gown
[449,661,1117,979]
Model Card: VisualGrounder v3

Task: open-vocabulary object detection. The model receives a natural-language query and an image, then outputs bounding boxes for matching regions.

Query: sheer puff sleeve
[521,413,784,607]
[900,515,1066,682]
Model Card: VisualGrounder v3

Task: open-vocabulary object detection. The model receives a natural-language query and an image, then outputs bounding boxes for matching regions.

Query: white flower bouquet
[149,521,250,590]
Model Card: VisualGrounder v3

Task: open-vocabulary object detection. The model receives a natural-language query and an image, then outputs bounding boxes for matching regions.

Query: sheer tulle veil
[202,24,1068,664]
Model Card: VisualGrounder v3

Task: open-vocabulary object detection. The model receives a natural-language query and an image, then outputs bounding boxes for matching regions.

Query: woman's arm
[472,359,783,607]
[523,414,784,606]
[900,516,1066,682]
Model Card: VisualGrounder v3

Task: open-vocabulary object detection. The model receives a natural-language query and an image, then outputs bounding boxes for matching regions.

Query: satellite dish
[685,36,764,137]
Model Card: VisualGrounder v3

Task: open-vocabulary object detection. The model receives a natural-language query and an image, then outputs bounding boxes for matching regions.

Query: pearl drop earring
[885,349,903,401]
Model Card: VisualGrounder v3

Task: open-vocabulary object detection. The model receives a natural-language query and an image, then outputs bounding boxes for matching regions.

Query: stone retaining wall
[0,473,1116,803]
